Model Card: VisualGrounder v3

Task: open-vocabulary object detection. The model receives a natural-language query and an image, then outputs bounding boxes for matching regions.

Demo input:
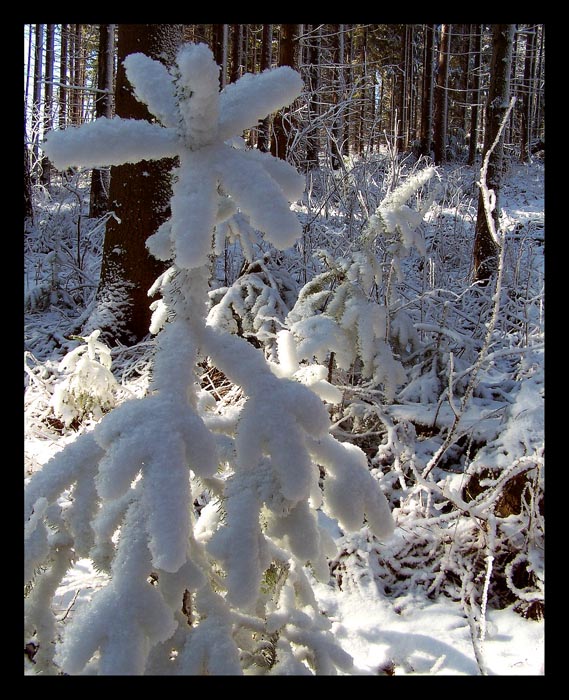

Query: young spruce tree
[26,43,394,676]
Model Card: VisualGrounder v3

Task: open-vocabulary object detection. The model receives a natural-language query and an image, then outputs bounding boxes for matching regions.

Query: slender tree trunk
[330,24,345,169]
[271,24,298,160]
[304,24,320,169]
[211,24,224,86]
[468,24,483,165]
[24,112,34,229]
[72,24,84,125]
[433,24,450,164]
[59,24,68,129]
[40,24,55,187]
[457,25,469,136]
[230,24,243,84]
[473,24,515,283]
[32,24,44,180]
[93,24,184,344]
[420,24,435,157]
[90,24,116,218]
[520,25,536,162]
[257,24,273,152]
[532,26,544,146]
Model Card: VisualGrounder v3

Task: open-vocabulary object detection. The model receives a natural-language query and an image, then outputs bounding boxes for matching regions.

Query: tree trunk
[520,25,536,162]
[71,24,84,125]
[90,24,115,218]
[257,24,273,153]
[473,24,515,283]
[59,24,68,129]
[419,24,435,157]
[304,24,320,169]
[24,114,34,229]
[40,24,55,187]
[230,24,243,84]
[211,24,224,86]
[330,24,345,170]
[92,24,184,345]
[468,24,483,165]
[271,24,298,160]
[32,24,44,180]
[433,24,450,164]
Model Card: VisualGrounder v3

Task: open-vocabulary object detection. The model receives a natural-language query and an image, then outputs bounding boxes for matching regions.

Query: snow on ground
[26,157,545,676]
[313,577,544,675]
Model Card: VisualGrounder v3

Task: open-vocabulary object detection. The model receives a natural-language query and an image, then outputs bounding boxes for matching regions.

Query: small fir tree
[26,43,394,676]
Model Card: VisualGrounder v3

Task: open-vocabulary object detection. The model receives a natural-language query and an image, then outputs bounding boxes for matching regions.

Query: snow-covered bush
[25,43,394,676]
[207,253,299,362]
[287,167,437,403]
[49,330,120,427]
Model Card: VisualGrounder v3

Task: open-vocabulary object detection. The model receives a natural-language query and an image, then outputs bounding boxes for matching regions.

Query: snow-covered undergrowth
[24,44,544,676]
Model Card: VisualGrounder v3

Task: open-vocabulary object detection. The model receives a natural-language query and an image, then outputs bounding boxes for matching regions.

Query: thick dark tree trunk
[90,24,115,218]
[473,24,515,283]
[92,24,183,345]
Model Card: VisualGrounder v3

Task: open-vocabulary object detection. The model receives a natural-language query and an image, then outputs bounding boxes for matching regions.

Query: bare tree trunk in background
[90,24,115,218]
[92,24,184,345]
[32,24,44,181]
[520,25,536,162]
[433,24,450,164]
[330,24,346,170]
[230,24,243,84]
[71,24,84,125]
[304,24,320,169]
[473,24,515,283]
[257,24,273,152]
[59,24,68,129]
[24,114,34,229]
[419,24,435,157]
[211,24,224,86]
[468,24,483,165]
[271,24,298,160]
[40,24,55,187]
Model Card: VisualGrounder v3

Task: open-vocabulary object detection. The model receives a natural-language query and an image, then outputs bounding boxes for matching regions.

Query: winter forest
[24,24,544,676]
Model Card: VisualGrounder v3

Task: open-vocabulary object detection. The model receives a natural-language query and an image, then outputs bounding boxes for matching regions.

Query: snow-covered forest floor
[24,149,544,676]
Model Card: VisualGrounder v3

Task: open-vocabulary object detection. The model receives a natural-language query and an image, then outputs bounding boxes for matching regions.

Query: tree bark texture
[90,24,115,218]
[473,24,515,282]
[271,24,298,160]
[94,24,184,344]
[433,24,450,164]
[257,24,273,153]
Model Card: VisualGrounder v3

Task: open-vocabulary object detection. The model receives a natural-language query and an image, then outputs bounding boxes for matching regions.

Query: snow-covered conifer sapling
[25,43,394,675]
